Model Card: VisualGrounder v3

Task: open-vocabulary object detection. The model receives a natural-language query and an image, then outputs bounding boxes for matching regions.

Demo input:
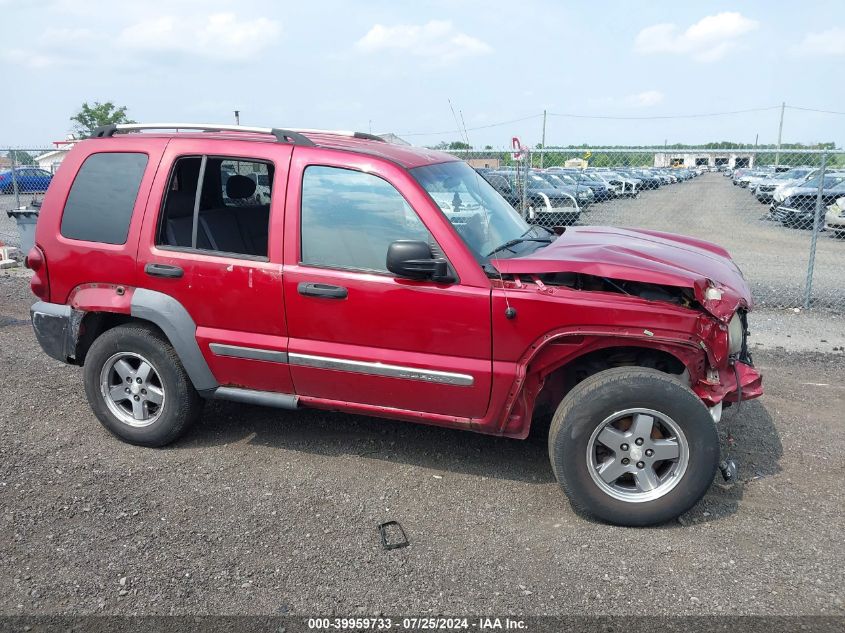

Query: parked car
[772,171,845,207]
[476,170,522,209]
[0,167,53,194]
[732,169,752,186]
[593,170,639,197]
[555,170,614,201]
[28,122,761,527]
[823,197,845,237]
[628,169,662,190]
[489,170,582,226]
[536,172,595,208]
[772,175,845,228]
[754,168,815,203]
[770,169,823,206]
[735,170,770,188]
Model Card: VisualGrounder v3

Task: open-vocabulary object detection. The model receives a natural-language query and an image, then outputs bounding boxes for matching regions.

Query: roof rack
[289,129,385,142]
[89,123,316,146]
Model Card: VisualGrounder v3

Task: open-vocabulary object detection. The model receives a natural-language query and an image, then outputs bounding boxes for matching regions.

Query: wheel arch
[72,288,218,393]
[502,333,705,439]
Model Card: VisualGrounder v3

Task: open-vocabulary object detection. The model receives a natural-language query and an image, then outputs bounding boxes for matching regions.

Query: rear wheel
[549,367,719,526]
[83,324,202,447]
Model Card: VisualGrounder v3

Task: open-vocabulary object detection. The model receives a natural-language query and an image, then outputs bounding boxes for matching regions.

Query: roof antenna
[459,109,471,147]
[234,110,240,125]
[453,100,517,320]
[448,99,463,143]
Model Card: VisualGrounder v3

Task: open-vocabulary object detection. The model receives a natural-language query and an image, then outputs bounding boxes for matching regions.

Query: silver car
[755,168,815,203]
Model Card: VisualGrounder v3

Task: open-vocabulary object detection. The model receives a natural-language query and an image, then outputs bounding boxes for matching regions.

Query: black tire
[548,367,719,527]
[83,323,202,447]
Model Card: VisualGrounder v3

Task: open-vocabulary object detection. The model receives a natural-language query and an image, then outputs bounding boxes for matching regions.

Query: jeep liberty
[28,123,762,526]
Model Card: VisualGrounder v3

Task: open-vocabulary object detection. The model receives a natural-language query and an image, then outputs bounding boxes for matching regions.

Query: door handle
[297,282,348,299]
[145,263,184,279]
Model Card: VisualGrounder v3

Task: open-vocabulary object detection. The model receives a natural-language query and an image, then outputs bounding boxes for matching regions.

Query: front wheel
[549,367,719,526]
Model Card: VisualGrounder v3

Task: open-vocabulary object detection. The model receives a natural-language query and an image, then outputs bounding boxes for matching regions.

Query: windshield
[527,173,553,187]
[803,174,845,189]
[411,161,532,259]
[555,173,579,185]
[543,173,573,188]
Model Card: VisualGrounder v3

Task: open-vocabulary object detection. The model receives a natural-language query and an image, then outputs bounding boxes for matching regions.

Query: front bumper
[30,301,83,364]
[530,209,581,226]
[774,206,815,227]
[694,361,763,408]
[825,209,845,232]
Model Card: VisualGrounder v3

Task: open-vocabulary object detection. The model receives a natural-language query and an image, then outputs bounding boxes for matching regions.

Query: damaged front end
[492,225,763,410]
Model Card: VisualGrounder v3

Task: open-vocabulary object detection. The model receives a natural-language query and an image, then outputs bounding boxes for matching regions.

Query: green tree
[70,101,135,136]
[7,150,35,165]
[432,140,472,150]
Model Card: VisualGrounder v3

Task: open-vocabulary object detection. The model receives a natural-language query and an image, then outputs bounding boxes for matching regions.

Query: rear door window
[157,156,273,258]
[60,152,148,244]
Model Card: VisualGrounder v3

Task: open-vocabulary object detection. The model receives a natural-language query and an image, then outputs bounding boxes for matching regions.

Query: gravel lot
[1,267,844,617]
[587,172,845,311]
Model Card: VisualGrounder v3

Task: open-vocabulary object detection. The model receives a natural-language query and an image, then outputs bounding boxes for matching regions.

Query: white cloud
[790,27,845,57]
[635,12,759,62]
[356,20,492,65]
[120,12,280,61]
[623,90,664,107]
[1,48,64,69]
[39,27,94,46]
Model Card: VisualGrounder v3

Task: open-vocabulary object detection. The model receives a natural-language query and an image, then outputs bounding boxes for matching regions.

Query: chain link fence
[2,144,843,311]
[0,147,58,249]
[448,147,845,312]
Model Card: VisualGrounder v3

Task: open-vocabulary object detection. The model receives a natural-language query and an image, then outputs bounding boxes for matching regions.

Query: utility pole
[539,109,547,168]
[234,110,240,125]
[753,133,758,168]
[774,101,785,168]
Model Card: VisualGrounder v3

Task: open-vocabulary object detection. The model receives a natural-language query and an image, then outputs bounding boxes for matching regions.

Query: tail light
[27,246,50,301]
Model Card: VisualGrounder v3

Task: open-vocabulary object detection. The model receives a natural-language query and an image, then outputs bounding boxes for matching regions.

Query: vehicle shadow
[679,398,783,525]
[177,399,556,484]
[173,395,783,521]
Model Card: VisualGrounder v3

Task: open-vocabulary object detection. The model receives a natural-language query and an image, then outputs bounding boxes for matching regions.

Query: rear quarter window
[60,152,148,244]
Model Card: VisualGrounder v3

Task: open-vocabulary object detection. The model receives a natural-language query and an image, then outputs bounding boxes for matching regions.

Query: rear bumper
[30,301,82,364]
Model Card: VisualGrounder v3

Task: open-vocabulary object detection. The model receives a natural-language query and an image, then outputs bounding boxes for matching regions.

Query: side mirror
[386,240,452,283]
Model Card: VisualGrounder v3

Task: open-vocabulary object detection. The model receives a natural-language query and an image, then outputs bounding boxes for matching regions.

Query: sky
[2,0,844,149]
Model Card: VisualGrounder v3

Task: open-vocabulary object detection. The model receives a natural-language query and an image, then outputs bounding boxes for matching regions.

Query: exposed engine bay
[507,272,698,307]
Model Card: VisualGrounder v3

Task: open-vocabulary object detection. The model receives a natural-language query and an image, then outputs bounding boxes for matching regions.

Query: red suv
[28,123,762,526]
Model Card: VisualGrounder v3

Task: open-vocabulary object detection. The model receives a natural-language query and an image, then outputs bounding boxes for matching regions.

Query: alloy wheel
[586,408,689,503]
[99,352,165,427]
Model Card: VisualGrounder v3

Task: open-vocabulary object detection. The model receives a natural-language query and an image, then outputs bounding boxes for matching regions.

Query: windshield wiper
[486,235,552,258]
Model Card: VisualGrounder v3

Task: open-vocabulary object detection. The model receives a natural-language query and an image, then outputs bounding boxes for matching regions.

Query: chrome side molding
[288,353,474,387]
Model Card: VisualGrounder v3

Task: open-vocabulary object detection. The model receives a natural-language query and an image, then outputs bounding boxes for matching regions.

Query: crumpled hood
[492,226,752,321]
